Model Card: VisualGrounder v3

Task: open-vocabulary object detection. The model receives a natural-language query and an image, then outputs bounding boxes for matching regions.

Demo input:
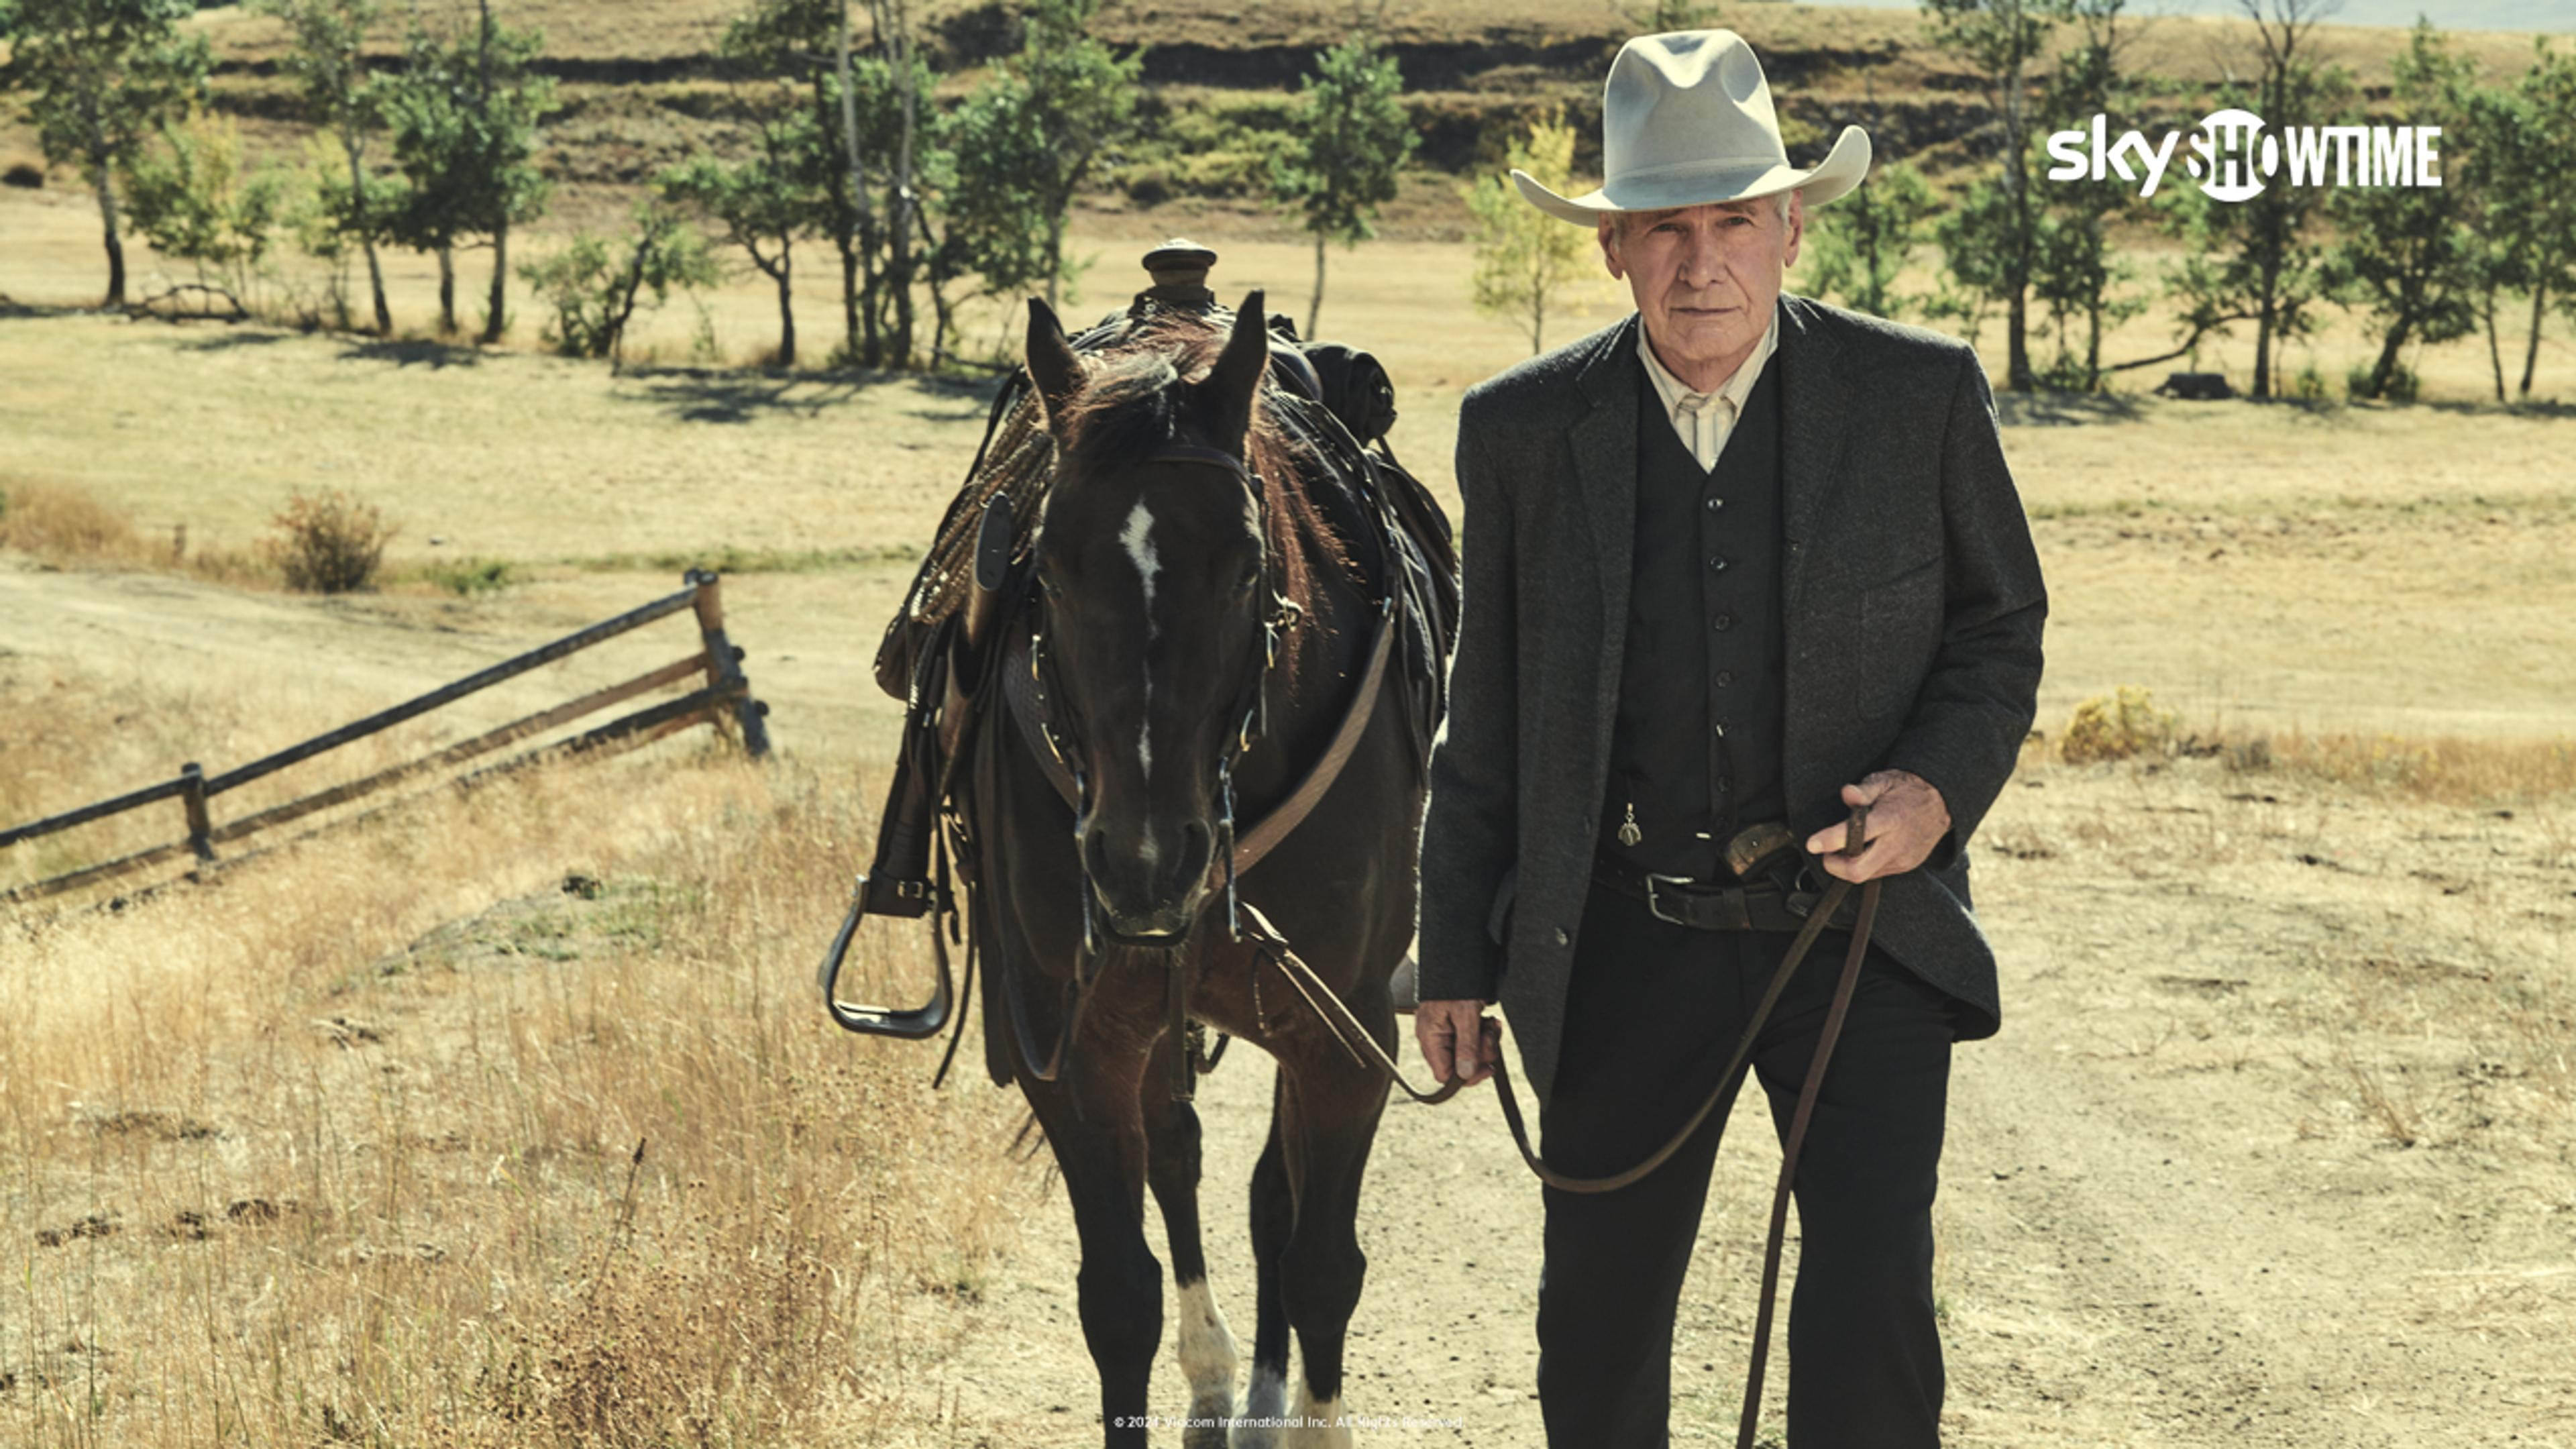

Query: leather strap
[1002,598,1396,878]
[1589,855,1859,933]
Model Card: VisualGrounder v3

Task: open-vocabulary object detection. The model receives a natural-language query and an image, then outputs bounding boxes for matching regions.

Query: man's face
[1599,193,1804,383]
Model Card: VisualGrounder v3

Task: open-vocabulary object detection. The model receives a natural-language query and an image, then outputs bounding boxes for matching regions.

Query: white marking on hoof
[1291,1381,1353,1448]
[1176,1279,1240,1419]
[1232,1365,1289,1448]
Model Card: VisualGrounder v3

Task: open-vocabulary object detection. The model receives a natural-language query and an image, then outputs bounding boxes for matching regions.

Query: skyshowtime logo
[2045,109,2445,202]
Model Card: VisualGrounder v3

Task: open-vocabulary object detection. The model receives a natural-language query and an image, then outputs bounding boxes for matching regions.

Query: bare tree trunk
[342,129,392,334]
[2002,35,2032,392]
[362,236,392,335]
[2481,288,2504,402]
[2521,280,2550,398]
[2253,254,2280,399]
[437,246,458,333]
[87,110,127,309]
[773,252,797,367]
[1307,233,1326,338]
[483,218,509,343]
[839,1,877,368]
[2366,317,2411,399]
[474,0,505,346]
[885,0,917,370]
[92,161,127,310]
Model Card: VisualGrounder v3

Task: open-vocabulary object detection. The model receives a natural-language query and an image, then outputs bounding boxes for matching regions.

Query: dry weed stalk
[0,684,1022,1446]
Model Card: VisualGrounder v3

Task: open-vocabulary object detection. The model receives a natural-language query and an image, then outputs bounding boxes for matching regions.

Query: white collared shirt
[1635,309,1778,472]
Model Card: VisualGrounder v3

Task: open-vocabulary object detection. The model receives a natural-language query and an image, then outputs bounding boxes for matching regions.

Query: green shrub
[419,556,521,596]
[2345,360,2421,404]
[2060,685,2179,765]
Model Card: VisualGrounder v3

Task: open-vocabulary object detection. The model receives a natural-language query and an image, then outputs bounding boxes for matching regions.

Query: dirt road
[8,563,2569,1448]
[884,772,2576,1447]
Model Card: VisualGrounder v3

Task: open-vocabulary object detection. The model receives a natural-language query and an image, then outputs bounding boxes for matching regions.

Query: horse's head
[1023,292,1284,945]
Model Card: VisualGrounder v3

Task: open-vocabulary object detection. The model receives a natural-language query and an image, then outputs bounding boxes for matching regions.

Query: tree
[2027,0,2147,390]
[662,112,816,365]
[1464,111,1597,355]
[720,0,929,369]
[518,201,719,368]
[1803,158,1934,319]
[2466,40,2576,399]
[0,0,208,307]
[1003,0,1141,309]
[2321,21,2477,401]
[258,0,394,333]
[917,70,1050,366]
[1275,28,1416,337]
[119,109,286,311]
[379,0,556,339]
[1923,0,2074,392]
[2220,0,2345,399]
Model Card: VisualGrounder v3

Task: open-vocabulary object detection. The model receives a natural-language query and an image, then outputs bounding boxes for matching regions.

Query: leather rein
[995,437,1401,1104]
[1230,804,1886,1449]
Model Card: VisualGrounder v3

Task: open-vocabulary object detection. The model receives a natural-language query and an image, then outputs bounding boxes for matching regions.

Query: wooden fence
[1,570,771,906]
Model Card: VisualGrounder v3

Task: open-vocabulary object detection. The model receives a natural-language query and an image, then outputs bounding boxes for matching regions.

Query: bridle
[1010,437,1307,1097]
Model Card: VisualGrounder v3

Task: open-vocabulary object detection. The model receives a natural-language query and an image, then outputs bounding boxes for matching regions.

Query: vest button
[1715,670,1735,687]
[1712,612,1733,631]
[1707,555,1728,572]
[1554,926,1570,947]
[1705,496,1725,511]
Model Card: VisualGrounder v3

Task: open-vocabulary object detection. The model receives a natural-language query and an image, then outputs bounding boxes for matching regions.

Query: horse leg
[1143,1031,1240,1449]
[1024,1053,1161,1449]
[1279,1048,1391,1448]
[1236,1071,1294,1449]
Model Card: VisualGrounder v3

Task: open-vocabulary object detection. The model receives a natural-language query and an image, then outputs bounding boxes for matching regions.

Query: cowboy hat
[1513,29,1872,223]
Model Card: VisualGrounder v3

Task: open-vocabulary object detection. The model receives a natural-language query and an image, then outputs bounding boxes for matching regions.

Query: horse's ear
[1200,289,1269,449]
[1024,297,1083,423]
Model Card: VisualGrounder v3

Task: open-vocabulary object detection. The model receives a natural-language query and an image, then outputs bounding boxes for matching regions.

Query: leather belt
[1591,852,1859,933]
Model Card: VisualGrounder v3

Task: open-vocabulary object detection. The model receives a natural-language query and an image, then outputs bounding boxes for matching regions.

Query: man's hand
[1415,1000,1502,1087]
[1803,769,1950,883]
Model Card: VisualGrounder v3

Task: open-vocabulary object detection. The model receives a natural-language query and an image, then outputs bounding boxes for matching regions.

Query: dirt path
[9,561,2569,1447]
[888,775,2576,1448]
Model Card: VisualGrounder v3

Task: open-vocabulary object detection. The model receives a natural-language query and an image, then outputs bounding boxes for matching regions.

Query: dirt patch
[869,759,2575,1447]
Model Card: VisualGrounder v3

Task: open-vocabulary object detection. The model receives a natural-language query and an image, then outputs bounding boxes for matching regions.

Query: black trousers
[1535,875,1956,1448]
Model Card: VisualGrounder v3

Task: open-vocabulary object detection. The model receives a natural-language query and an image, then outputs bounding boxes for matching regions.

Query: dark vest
[1593,344,1789,879]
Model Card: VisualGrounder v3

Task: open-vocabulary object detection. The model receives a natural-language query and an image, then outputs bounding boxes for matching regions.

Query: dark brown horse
[958,292,1433,1447]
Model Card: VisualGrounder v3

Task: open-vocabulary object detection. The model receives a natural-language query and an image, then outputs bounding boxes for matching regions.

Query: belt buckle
[1643,871,1697,926]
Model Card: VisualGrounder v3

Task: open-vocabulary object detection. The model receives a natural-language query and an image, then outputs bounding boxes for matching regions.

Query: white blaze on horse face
[1121,498,1161,786]
[1175,1278,1240,1421]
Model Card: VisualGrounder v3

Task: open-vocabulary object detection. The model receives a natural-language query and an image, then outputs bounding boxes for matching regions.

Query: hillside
[6,0,2565,241]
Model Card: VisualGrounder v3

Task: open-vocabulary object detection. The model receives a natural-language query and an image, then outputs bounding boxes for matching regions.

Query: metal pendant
[1617,801,1642,848]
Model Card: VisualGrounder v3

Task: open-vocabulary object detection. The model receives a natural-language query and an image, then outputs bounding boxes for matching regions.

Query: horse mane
[1053,314,1362,695]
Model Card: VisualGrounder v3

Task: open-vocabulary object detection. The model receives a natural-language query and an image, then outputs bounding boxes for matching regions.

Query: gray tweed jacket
[1416,291,2047,1108]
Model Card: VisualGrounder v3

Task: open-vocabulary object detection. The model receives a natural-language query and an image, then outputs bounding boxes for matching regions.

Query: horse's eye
[1234,564,1259,594]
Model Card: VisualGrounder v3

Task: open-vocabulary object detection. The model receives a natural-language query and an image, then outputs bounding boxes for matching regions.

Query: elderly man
[1413,29,2047,1449]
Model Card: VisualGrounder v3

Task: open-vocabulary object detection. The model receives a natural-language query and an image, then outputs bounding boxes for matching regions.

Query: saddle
[853,252,1459,1087]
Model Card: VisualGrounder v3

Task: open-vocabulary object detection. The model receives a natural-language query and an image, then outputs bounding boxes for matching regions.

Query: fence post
[687,570,772,758]
[179,762,215,865]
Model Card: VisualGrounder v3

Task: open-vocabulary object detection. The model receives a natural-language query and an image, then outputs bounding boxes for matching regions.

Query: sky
[1809,0,2576,34]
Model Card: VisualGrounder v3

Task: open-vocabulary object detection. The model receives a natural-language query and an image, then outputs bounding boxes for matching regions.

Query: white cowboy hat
[1513,29,1872,223]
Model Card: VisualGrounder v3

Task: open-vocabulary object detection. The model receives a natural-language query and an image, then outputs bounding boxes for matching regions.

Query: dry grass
[0,478,270,588]
[2228,729,2576,806]
[0,663,1022,1446]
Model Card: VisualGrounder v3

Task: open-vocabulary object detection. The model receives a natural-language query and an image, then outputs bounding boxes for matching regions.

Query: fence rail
[2,570,770,906]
